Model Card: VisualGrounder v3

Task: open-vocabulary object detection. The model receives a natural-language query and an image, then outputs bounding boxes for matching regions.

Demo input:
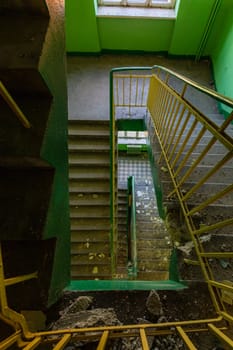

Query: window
[98,0,176,8]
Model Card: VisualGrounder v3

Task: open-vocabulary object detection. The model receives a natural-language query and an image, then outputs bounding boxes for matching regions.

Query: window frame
[98,0,176,9]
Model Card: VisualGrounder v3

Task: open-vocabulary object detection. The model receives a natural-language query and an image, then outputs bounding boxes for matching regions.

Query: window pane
[127,0,147,5]
[99,0,121,4]
[99,0,176,7]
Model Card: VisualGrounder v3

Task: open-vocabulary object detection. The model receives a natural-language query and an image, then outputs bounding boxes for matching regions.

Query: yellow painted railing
[0,81,31,128]
[1,67,233,349]
[0,245,229,349]
[146,69,233,318]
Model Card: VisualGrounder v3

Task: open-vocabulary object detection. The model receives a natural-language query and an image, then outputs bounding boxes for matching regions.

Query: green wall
[40,0,70,306]
[65,0,219,55]
[169,0,216,55]
[65,0,100,52]
[98,18,174,51]
[206,0,233,114]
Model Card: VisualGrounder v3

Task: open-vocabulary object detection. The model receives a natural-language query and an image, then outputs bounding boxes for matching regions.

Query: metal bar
[175,137,216,190]
[115,77,119,105]
[165,105,186,156]
[153,75,233,150]
[157,86,167,132]
[141,76,147,106]
[111,66,233,108]
[209,280,233,292]
[187,183,233,215]
[0,244,8,311]
[140,328,150,350]
[0,81,31,129]
[151,125,224,312]
[176,326,198,350]
[129,75,132,115]
[53,334,72,350]
[163,101,181,151]
[160,96,176,144]
[23,337,41,350]
[151,66,233,108]
[171,118,198,168]
[219,110,233,131]
[33,317,222,337]
[97,330,109,350]
[173,125,207,179]
[200,252,233,258]
[194,217,233,235]
[208,323,233,348]
[4,271,38,286]
[168,110,191,162]
[160,94,174,144]
[122,76,125,106]
[135,76,139,105]
[182,150,232,201]
[0,332,21,350]
[109,70,116,276]
[220,311,233,324]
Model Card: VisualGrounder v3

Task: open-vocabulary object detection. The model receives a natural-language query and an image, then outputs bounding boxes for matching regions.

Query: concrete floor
[66,53,217,120]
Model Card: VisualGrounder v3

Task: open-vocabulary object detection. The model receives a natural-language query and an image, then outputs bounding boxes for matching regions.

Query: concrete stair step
[71,229,110,241]
[0,1,49,15]
[71,254,110,266]
[0,14,48,72]
[71,219,110,231]
[177,165,233,184]
[138,260,170,271]
[69,137,110,152]
[69,181,110,193]
[68,121,109,136]
[69,167,110,180]
[137,247,171,257]
[70,206,110,218]
[137,238,171,249]
[163,181,233,206]
[170,142,228,155]
[71,242,110,256]
[69,193,109,205]
[202,234,233,252]
[171,152,229,166]
[137,271,169,280]
[69,153,110,166]
[71,264,111,280]
[71,230,110,243]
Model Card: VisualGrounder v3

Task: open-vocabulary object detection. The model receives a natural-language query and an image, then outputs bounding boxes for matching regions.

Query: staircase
[0,0,69,308]
[148,112,233,243]
[146,75,233,292]
[116,185,128,277]
[135,179,172,280]
[68,120,112,280]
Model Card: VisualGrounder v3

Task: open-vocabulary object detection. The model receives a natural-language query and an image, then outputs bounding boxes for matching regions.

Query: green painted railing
[110,65,233,281]
[127,176,137,278]
[109,67,151,276]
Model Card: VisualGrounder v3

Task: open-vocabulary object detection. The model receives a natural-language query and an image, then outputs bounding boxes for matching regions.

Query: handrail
[127,176,137,277]
[111,66,233,108]
[0,81,31,128]
[110,64,233,318]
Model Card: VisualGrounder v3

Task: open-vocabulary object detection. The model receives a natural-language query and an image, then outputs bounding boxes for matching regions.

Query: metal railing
[0,244,231,349]
[127,176,137,277]
[110,68,151,275]
[1,66,233,348]
[146,68,233,317]
[0,81,31,128]
[109,65,233,346]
